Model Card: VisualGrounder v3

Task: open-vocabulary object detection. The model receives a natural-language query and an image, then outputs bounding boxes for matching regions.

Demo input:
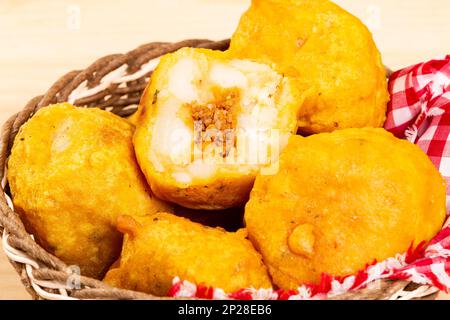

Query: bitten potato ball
[244,128,446,290]
[8,103,172,278]
[229,0,389,134]
[134,47,302,210]
[103,213,272,296]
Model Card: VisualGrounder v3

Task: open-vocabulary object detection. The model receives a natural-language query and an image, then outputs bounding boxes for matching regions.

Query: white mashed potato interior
[150,56,296,184]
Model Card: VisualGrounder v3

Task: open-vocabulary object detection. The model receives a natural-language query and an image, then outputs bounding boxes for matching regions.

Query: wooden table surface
[0,0,449,300]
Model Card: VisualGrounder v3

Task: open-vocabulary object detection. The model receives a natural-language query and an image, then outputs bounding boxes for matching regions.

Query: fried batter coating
[134,47,302,209]
[8,103,172,278]
[244,128,446,289]
[229,0,389,134]
[127,111,140,125]
[103,213,272,296]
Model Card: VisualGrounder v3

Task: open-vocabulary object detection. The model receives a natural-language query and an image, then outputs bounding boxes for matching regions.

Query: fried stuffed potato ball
[8,103,172,278]
[103,213,272,296]
[134,47,302,210]
[244,128,446,290]
[229,0,389,134]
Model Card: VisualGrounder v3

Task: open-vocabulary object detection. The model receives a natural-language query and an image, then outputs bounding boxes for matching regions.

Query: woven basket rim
[0,39,437,300]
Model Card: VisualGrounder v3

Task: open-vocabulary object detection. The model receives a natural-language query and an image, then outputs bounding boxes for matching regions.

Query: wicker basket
[0,39,440,300]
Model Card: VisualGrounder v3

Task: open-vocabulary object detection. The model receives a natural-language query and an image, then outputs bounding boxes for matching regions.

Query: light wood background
[0,0,449,300]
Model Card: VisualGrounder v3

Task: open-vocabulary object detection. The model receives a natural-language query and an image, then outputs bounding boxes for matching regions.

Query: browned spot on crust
[296,38,305,48]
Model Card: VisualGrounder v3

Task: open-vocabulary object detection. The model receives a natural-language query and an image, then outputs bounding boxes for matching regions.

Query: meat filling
[189,89,240,157]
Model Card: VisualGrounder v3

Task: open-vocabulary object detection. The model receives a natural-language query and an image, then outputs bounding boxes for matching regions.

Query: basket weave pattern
[0,39,437,300]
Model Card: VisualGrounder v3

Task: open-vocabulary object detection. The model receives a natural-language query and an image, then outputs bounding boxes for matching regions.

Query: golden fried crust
[127,110,140,126]
[7,103,172,279]
[103,213,272,296]
[229,0,389,134]
[244,128,446,289]
[134,47,302,210]
[145,170,254,210]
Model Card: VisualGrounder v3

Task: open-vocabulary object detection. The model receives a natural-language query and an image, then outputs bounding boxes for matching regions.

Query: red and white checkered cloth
[385,55,450,207]
[169,57,450,299]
